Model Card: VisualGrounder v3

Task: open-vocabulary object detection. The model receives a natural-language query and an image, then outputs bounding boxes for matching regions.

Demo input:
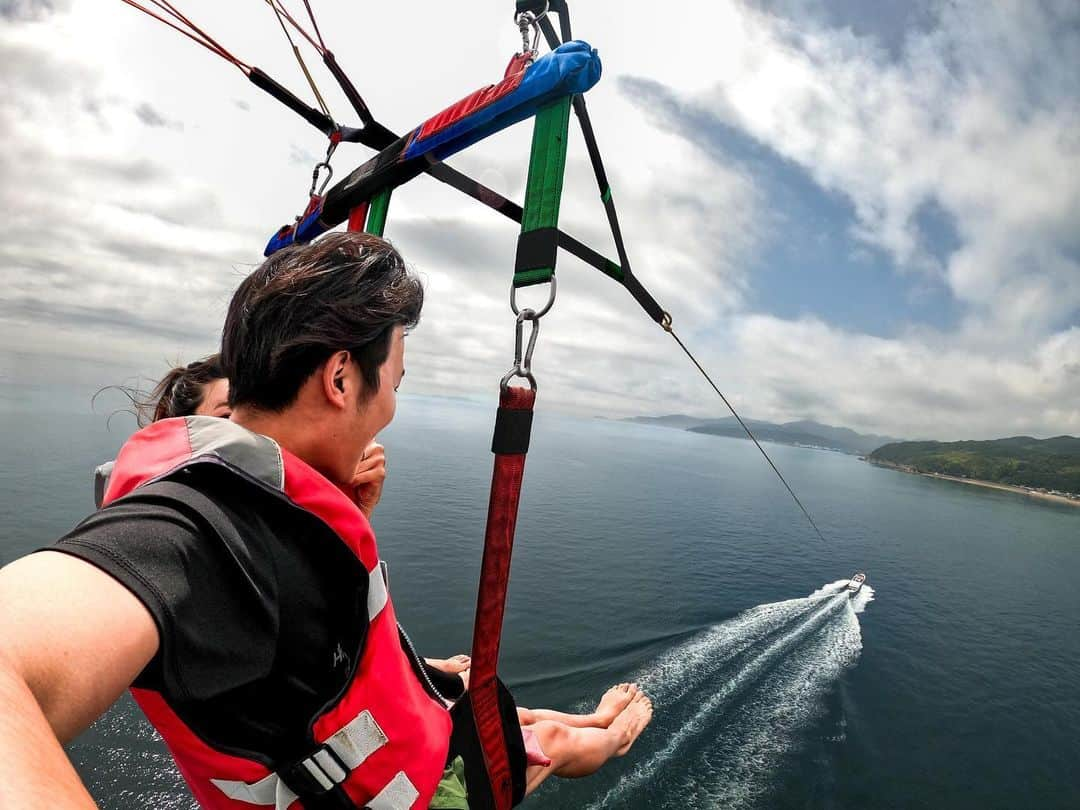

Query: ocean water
[1,395,1078,809]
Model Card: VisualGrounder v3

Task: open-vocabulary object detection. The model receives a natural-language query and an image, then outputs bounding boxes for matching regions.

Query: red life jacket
[102,416,452,809]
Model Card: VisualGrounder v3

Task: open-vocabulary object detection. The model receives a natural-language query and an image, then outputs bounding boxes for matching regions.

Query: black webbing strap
[546,1,573,48]
[491,404,534,455]
[514,227,559,280]
[249,8,668,322]
[248,67,335,136]
[535,16,668,325]
[321,50,376,128]
[425,164,604,273]
[513,0,548,15]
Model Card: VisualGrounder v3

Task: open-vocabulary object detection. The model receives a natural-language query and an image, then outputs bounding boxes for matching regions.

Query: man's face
[317,326,407,485]
[361,325,405,440]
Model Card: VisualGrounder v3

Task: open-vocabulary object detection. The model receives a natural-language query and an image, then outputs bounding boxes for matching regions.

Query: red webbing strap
[469,385,536,810]
[346,201,370,232]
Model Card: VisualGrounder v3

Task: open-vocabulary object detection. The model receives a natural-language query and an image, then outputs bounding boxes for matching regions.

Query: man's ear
[321,350,350,407]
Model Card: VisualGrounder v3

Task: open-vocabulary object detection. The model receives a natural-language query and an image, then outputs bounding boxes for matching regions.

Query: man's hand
[351,442,386,519]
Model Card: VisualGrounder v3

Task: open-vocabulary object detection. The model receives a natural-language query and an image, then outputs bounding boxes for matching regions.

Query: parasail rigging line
[667,328,829,544]
[119,0,250,71]
[264,0,324,52]
[301,0,328,52]
[532,5,827,542]
[263,0,333,120]
[120,0,344,136]
[263,0,380,129]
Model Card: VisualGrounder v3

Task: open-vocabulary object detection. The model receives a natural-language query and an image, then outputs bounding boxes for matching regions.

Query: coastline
[868,460,1080,508]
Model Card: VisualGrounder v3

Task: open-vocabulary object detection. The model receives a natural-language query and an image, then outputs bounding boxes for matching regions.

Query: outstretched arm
[0,551,160,809]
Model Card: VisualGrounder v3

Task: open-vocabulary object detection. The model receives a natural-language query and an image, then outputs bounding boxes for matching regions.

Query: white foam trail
[691,604,862,807]
[634,586,843,708]
[589,590,850,809]
[814,577,874,613]
[808,579,853,599]
[852,582,875,614]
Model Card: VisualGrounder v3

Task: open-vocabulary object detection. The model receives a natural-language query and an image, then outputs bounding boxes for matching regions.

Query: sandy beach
[869,461,1080,508]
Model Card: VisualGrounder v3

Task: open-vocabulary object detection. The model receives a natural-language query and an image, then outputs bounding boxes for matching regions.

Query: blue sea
[1,395,1078,809]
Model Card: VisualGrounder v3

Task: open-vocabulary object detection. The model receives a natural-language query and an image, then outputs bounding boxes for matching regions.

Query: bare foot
[424,654,470,674]
[610,690,653,757]
[594,683,637,728]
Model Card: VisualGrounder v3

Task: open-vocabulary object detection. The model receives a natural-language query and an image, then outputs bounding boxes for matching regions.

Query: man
[0,232,650,809]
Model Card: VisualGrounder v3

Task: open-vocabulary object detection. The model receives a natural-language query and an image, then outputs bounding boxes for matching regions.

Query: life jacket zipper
[397,622,447,705]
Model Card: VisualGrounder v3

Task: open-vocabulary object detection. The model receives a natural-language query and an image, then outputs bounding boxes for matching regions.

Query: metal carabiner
[500,308,542,391]
[516,2,548,60]
[309,161,334,198]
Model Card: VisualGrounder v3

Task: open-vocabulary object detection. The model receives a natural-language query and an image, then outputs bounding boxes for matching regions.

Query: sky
[0,0,1077,440]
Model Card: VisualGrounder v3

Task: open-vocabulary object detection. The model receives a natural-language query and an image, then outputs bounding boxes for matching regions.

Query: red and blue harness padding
[264,41,600,256]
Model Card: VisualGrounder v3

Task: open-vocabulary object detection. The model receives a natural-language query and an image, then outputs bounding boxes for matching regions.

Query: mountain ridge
[623,415,900,455]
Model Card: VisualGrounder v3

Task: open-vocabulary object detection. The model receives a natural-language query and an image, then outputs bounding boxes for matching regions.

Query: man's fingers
[353,456,385,475]
[352,468,385,486]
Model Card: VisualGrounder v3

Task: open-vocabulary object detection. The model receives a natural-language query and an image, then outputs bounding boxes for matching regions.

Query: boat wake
[548,581,874,810]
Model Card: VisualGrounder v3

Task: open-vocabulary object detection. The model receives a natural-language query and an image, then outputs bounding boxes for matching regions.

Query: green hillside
[869,436,1080,494]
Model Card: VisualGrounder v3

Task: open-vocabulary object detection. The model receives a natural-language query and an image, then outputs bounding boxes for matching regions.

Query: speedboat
[846,572,866,594]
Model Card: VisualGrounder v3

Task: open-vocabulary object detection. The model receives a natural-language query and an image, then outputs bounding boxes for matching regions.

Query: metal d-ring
[510,276,557,319]
[500,366,537,392]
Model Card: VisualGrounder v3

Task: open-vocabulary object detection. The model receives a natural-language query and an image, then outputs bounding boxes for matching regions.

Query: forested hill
[869,436,1080,494]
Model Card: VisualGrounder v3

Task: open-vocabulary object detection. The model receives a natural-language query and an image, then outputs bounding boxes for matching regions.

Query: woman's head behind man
[143,355,230,422]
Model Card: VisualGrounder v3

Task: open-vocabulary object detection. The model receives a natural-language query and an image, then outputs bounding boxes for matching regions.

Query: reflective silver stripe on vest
[210,710,389,807]
[211,772,279,805]
[368,561,389,620]
[93,461,115,509]
[366,771,420,810]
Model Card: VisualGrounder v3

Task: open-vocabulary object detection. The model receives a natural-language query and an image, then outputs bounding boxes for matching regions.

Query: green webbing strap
[366,187,393,237]
[514,95,572,288]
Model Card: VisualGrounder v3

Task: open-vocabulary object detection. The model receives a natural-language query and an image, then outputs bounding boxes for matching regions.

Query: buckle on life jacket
[278,741,352,796]
[211,709,403,807]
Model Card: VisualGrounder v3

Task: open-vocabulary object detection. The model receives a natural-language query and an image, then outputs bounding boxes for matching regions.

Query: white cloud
[0,1,759,418]
[723,315,1080,439]
[670,0,1080,336]
[0,1,1077,440]
[610,0,1080,437]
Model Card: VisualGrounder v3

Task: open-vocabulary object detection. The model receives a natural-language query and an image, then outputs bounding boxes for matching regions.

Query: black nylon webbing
[550,0,573,41]
[322,51,375,128]
[536,17,667,325]
[491,407,534,455]
[251,8,669,325]
[515,227,559,274]
[248,67,335,136]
